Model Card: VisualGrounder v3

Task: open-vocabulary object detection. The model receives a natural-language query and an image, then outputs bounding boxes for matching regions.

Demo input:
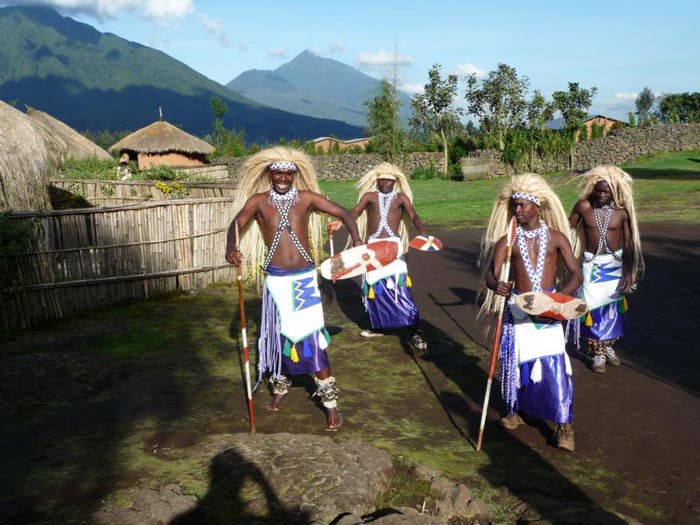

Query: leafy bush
[410,165,439,180]
[58,157,118,180]
[139,165,179,181]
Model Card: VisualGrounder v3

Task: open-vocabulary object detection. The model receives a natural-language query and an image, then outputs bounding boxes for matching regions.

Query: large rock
[96,432,395,524]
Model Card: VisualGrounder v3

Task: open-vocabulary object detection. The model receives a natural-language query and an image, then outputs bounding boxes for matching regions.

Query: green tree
[210,97,228,149]
[465,63,529,151]
[552,82,598,168]
[409,64,463,177]
[657,92,700,123]
[635,87,655,127]
[365,79,404,162]
[523,90,555,171]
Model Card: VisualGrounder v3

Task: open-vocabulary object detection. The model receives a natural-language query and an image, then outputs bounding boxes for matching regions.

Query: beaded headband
[269,161,298,172]
[511,191,541,206]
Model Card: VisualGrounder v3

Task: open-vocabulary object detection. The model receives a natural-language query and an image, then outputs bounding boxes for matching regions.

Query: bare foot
[266,394,285,412]
[326,408,343,431]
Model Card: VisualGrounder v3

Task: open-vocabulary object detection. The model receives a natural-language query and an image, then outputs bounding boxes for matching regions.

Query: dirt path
[1,223,698,525]
[406,224,700,525]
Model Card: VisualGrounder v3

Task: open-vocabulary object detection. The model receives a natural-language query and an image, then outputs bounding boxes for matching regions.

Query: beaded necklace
[262,187,313,270]
[516,223,549,291]
[583,204,622,262]
[368,190,398,240]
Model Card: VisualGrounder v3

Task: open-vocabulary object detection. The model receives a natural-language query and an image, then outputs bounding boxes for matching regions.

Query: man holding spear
[478,174,582,451]
[225,147,362,431]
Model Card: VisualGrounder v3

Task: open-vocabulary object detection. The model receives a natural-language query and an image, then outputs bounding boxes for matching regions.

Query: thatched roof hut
[0,100,64,211]
[27,107,112,160]
[108,120,215,170]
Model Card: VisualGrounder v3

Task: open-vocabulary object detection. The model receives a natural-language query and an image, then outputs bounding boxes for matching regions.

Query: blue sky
[3,0,699,121]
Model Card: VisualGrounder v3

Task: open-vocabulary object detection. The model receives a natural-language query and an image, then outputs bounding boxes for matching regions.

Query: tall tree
[364,80,404,162]
[635,87,655,126]
[464,63,529,151]
[552,82,597,168]
[523,90,555,171]
[657,92,700,123]
[409,64,462,176]
[210,97,228,149]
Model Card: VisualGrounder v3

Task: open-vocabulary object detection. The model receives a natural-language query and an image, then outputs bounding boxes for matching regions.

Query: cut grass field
[319,149,700,226]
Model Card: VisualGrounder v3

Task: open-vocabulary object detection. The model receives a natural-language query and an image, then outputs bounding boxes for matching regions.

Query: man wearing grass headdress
[328,162,428,351]
[479,173,582,451]
[225,147,362,431]
[568,165,643,374]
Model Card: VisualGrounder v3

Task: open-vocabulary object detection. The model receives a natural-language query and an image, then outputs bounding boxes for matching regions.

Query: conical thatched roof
[27,107,112,160]
[0,100,64,211]
[108,120,215,155]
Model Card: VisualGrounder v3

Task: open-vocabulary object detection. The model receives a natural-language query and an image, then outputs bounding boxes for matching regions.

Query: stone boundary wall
[216,152,445,181]
[574,122,700,170]
[467,123,700,177]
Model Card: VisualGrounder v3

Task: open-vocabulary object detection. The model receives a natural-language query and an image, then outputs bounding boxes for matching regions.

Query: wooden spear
[476,216,517,451]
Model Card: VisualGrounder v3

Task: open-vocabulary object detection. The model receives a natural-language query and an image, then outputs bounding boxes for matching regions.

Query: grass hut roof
[27,107,112,160]
[108,120,215,155]
[0,100,64,211]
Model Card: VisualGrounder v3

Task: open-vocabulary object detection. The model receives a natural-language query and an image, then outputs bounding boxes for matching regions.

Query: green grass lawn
[319,150,700,226]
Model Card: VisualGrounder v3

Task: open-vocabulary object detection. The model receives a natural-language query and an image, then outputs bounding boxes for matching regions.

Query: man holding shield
[479,173,582,451]
[328,162,429,351]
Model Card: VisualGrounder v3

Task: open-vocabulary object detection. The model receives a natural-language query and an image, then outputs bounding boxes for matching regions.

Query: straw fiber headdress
[478,173,571,317]
[573,165,644,284]
[232,147,323,284]
[352,162,414,252]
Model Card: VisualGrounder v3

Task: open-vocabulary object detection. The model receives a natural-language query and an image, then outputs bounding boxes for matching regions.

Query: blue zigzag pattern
[292,276,321,311]
[590,261,621,284]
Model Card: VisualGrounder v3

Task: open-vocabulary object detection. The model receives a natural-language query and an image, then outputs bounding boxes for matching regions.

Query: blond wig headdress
[232,147,323,284]
[573,165,644,284]
[351,162,414,252]
[478,173,571,317]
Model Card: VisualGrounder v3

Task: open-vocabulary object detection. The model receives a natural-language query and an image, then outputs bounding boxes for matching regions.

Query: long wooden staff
[326,195,335,258]
[235,221,255,433]
[476,216,517,451]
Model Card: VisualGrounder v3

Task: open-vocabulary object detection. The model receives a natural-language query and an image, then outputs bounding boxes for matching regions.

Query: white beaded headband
[511,191,541,206]
[269,161,298,172]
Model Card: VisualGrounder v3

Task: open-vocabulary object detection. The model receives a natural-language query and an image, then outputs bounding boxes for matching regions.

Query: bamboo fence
[1,198,237,329]
[49,179,238,208]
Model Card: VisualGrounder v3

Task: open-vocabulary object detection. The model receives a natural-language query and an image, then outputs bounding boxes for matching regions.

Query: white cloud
[7,0,194,22]
[267,48,288,59]
[329,43,345,55]
[197,13,229,47]
[355,49,412,68]
[614,91,638,102]
[401,83,424,95]
[454,63,486,79]
[308,47,322,56]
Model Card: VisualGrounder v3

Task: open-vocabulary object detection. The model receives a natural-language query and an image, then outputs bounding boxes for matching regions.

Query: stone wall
[574,122,700,170]
[218,152,445,181]
[473,123,700,177]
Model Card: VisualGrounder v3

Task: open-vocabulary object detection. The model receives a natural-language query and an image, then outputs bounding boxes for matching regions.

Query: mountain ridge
[227,50,412,128]
[0,6,363,142]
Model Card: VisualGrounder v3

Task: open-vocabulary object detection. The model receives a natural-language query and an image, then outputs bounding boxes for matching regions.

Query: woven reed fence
[49,179,238,208]
[1,198,237,329]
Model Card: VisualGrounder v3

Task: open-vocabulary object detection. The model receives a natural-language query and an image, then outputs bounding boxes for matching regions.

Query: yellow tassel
[291,344,299,363]
[368,286,375,299]
[585,312,593,327]
[406,275,412,287]
[623,296,629,312]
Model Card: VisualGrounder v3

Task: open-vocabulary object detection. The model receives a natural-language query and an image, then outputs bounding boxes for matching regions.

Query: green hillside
[0,6,363,142]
